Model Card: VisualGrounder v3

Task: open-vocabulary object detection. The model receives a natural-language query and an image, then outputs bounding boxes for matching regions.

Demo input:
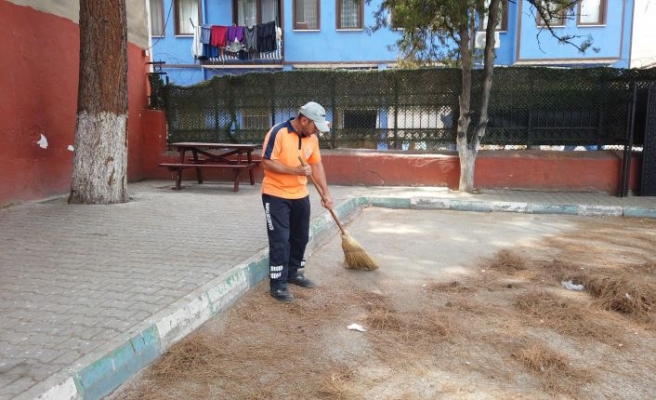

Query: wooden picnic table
[159,142,260,192]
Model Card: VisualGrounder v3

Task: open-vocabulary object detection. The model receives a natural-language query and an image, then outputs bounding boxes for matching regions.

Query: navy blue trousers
[262,194,310,290]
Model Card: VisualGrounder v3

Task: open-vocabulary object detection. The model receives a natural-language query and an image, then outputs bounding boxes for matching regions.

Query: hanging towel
[226,26,246,53]
[257,21,277,53]
[244,25,258,51]
[210,25,229,48]
[191,25,203,59]
[200,24,211,44]
[227,26,245,45]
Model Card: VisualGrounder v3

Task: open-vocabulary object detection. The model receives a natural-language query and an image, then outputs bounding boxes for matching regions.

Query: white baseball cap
[299,101,331,133]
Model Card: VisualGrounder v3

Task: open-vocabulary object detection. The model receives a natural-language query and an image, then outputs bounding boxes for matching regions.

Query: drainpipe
[202,0,209,80]
[145,0,153,72]
[203,0,208,24]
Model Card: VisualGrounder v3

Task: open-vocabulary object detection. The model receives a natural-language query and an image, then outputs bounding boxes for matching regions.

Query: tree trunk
[69,0,129,204]
[474,0,501,147]
[457,0,501,193]
[457,17,475,193]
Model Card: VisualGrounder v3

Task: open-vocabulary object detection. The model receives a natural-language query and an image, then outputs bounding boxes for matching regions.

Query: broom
[298,156,379,271]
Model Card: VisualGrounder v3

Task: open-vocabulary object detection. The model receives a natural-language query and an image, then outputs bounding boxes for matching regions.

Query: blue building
[147,0,635,86]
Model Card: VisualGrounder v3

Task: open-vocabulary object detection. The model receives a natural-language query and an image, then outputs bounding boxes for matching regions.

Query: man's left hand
[321,195,334,210]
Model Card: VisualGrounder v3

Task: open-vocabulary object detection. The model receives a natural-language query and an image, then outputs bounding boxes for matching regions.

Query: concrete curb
[367,196,656,218]
[26,195,656,400]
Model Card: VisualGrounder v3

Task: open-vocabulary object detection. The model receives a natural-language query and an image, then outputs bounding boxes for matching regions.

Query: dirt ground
[108,208,656,400]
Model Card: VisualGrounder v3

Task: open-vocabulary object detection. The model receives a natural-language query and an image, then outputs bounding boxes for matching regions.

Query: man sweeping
[261,101,333,302]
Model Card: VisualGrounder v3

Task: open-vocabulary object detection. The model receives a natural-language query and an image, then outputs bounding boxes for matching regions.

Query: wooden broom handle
[298,156,347,235]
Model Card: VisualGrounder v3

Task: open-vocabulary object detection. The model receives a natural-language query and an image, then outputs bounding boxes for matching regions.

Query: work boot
[288,272,316,288]
[270,287,294,302]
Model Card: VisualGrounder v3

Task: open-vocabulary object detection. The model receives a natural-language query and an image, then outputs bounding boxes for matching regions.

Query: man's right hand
[297,164,312,176]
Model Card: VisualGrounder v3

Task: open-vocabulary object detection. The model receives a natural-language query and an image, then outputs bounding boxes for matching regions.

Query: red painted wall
[142,110,641,195]
[0,1,149,206]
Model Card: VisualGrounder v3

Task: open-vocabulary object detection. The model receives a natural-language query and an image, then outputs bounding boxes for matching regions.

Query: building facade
[149,0,637,86]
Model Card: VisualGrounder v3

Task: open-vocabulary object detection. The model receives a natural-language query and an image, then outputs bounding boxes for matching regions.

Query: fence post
[393,75,399,149]
[641,84,656,196]
[619,82,638,197]
[213,82,220,141]
[596,79,605,148]
[270,74,276,127]
[527,109,533,148]
[326,73,334,148]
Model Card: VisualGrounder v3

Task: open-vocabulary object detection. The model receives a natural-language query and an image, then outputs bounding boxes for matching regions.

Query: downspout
[202,0,209,80]
[145,0,153,73]
[627,0,635,68]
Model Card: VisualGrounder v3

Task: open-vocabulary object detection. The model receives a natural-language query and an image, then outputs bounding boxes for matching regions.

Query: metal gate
[641,85,656,196]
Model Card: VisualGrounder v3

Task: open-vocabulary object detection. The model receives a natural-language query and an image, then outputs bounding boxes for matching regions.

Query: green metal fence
[157,67,656,150]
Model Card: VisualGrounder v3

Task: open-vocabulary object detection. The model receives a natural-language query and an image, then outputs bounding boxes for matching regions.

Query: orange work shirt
[261,119,321,199]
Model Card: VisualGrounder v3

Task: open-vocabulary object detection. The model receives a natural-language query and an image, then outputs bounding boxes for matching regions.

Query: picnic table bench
[159,142,260,192]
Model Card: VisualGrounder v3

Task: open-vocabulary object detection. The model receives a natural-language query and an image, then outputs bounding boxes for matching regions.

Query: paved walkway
[1,180,654,400]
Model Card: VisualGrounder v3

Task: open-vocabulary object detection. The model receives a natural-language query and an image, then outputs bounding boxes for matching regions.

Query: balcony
[200,38,283,66]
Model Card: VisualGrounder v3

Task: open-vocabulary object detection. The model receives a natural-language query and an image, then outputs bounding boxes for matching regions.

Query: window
[578,0,605,25]
[150,0,165,36]
[235,0,280,26]
[294,0,319,30]
[175,0,200,35]
[338,0,363,29]
[536,1,566,27]
[480,0,508,31]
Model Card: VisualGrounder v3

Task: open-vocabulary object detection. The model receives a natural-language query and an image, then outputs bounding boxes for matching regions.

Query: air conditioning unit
[474,31,500,49]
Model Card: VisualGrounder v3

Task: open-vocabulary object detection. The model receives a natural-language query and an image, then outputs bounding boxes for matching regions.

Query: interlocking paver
[0,180,654,400]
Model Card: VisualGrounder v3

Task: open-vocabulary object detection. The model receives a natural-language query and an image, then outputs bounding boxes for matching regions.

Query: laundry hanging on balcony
[192,21,279,62]
[257,21,277,53]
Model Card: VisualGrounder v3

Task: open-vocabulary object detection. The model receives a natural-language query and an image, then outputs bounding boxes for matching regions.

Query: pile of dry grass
[527,255,656,331]
[425,280,474,293]
[487,249,527,272]
[514,290,625,344]
[149,336,223,381]
[317,364,364,400]
[535,259,579,281]
[577,273,656,327]
[513,342,593,396]
[518,343,569,374]
[358,289,456,342]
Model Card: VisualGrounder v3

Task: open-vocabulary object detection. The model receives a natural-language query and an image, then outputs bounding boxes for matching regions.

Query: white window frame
[149,0,165,37]
[480,0,509,32]
[294,0,320,30]
[337,0,363,30]
[536,1,567,27]
[175,0,200,36]
[235,0,279,26]
[578,0,606,26]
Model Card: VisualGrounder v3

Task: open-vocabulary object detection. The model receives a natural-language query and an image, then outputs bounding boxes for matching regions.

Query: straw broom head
[341,233,379,271]
[295,156,378,271]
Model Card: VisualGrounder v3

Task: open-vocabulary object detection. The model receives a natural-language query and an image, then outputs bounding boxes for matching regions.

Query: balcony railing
[201,39,283,65]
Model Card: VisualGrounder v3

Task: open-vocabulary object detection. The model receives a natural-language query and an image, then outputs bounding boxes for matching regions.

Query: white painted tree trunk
[70,111,128,203]
[456,0,500,193]
[458,143,476,193]
[69,0,128,204]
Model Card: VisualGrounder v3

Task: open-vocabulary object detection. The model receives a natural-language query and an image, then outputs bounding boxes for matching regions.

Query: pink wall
[0,1,149,206]
[143,110,641,195]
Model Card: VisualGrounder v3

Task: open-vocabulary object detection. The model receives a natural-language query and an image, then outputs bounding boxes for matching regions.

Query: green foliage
[369,0,473,66]
[163,67,656,148]
[368,0,594,67]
